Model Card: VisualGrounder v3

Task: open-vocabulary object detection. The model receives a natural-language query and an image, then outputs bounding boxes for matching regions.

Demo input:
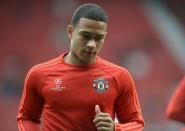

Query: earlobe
[67,25,73,39]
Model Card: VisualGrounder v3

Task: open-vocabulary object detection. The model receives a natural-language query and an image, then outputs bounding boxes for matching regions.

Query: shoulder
[97,57,135,93]
[97,57,130,76]
[97,57,134,86]
[26,56,62,78]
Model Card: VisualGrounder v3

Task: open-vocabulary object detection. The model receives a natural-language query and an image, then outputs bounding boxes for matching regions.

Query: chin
[81,57,95,64]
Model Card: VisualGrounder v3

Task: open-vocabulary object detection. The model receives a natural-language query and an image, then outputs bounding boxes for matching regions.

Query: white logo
[51,78,65,91]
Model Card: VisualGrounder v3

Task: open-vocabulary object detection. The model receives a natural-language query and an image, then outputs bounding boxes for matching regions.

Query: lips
[83,50,96,55]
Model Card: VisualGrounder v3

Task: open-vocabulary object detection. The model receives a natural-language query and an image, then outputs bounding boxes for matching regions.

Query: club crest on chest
[93,77,109,93]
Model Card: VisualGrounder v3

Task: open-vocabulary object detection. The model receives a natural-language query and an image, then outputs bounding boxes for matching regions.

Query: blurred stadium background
[0,0,185,130]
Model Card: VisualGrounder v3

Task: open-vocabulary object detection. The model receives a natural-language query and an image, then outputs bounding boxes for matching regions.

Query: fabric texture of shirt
[17,53,144,131]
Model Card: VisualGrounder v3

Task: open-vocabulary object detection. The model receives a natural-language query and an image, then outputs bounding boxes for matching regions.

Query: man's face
[67,18,107,64]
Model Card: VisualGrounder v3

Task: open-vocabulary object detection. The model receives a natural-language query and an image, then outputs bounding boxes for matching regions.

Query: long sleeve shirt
[17,53,144,131]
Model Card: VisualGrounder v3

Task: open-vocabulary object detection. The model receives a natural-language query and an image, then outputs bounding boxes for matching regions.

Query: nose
[86,40,96,49]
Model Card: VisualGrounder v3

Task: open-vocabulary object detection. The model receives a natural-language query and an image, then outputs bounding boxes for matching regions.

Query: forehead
[75,18,107,35]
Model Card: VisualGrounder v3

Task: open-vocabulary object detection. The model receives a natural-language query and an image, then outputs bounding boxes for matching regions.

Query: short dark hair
[71,3,108,28]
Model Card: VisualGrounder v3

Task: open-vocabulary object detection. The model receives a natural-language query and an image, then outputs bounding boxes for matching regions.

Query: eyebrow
[79,31,105,37]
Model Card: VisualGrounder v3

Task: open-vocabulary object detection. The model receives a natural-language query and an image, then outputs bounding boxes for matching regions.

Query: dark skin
[64,18,114,131]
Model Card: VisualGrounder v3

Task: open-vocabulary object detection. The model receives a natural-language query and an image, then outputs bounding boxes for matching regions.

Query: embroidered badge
[93,77,109,93]
[51,78,65,91]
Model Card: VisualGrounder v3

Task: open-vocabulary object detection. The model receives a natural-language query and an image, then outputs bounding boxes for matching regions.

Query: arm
[17,120,41,131]
[166,76,185,124]
[93,71,144,131]
[93,108,143,131]
[114,71,144,131]
[17,68,44,131]
[115,122,143,131]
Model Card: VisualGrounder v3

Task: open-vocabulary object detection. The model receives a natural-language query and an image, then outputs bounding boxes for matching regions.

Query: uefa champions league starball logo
[55,78,62,85]
[93,77,109,93]
[51,78,65,91]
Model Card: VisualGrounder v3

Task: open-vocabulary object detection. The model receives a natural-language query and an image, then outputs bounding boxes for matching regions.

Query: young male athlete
[166,76,185,130]
[17,3,144,131]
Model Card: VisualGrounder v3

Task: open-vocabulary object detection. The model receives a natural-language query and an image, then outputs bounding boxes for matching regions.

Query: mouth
[83,50,96,56]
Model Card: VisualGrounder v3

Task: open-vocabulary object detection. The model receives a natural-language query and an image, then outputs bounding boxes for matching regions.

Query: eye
[82,34,91,40]
[95,36,103,41]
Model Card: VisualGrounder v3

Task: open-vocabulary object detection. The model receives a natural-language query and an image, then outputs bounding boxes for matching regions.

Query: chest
[41,69,118,111]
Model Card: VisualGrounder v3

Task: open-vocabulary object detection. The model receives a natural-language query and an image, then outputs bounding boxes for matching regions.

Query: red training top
[17,53,144,131]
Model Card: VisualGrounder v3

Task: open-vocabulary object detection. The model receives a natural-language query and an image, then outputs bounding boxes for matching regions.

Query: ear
[67,25,73,39]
